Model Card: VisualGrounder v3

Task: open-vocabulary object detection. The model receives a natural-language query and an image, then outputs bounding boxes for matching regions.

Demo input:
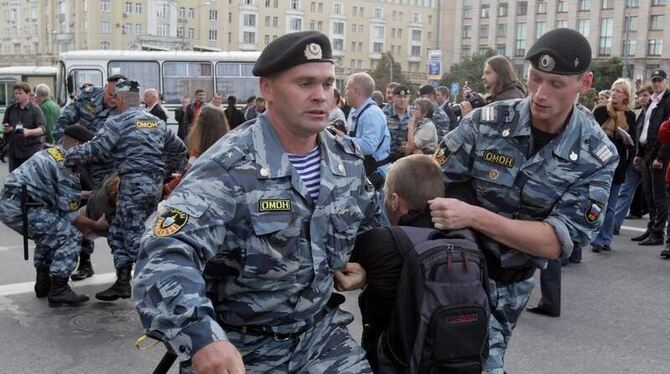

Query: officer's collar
[517,98,582,161]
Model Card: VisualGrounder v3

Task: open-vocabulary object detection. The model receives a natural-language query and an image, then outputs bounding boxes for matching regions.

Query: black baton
[21,185,29,261]
[153,350,178,374]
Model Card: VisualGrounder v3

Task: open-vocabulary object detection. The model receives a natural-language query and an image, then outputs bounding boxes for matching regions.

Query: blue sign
[428,60,441,78]
[451,83,460,97]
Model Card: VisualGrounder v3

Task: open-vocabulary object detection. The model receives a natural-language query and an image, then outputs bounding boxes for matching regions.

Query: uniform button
[179,345,187,353]
[260,168,269,177]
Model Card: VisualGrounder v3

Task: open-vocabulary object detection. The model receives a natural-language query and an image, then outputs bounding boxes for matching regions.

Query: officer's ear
[579,72,593,94]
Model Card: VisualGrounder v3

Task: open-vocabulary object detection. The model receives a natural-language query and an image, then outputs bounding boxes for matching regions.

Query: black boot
[71,253,94,281]
[34,267,51,298]
[631,231,650,242]
[95,266,132,301]
[48,276,89,307]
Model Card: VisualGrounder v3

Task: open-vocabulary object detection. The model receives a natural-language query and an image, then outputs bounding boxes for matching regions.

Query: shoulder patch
[47,147,65,162]
[585,201,604,224]
[335,136,364,159]
[594,144,614,163]
[480,106,498,123]
[433,140,450,166]
[136,120,158,129]
[85,101,97,114]
[153,207,189,237]
[217,146,247,170]
[69,199,81,211]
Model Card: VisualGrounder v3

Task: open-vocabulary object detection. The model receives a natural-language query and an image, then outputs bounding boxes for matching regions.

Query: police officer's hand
[633,156,642,171]
[192,340,245,374]
[428,198,474,230]
[459,101,473,116]
[652,159,664,169]
[334,262,367,291]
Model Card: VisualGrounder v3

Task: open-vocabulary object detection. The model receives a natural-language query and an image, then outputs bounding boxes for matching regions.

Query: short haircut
[598,90,610,98]
[35,83,50,98]
[247,95,256,104]
[386,82,400,90]
[227,95,237,105]
[255,96,266,104]
[413,98,435,119]
[144,88,159,98]
[195,89,205,95]
[371,90,384,106]
[384,155,445,211]
[348,72,375,97]
[435,86,449,97]
[13,83,31,94]
[637,84,653,95]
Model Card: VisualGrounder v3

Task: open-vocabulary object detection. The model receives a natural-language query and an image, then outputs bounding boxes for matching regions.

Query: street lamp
[385,53,394,82]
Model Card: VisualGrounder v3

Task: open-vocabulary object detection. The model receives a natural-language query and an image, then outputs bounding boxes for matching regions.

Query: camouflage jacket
[133,114,383,362]
[63,106,185,176]
[383,104,411,160]
[436,98,618,269]
[2,146,82,221]
[54,86,117,142]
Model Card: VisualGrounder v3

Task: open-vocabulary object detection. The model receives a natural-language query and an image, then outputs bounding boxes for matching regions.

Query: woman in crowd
[164,105,230,196]
[595,89,611,109]
[592,78,636,253]
[405,98,437,155]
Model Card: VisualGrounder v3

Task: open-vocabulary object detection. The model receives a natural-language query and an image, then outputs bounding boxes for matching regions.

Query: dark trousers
[537,259,561,314]
[8,155,28,172]
[639,159,668,238]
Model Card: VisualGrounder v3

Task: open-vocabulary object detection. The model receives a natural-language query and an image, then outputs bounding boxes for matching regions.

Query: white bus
[0,65,58,116]
[55,50,262,125]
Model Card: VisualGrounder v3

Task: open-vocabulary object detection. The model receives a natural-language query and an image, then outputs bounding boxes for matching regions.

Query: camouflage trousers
[179,308,371,374]
[484,276,535,374]
[0,197,81,278]
[108,173,162,270]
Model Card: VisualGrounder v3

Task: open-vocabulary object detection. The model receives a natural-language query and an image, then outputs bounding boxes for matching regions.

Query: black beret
[107,74,128,82]
[419,84,435,96]
[526,28,591,75]
[253,31,333,77]
[393,85,410,96]
[64,124,95,142]
[651,69,668,81]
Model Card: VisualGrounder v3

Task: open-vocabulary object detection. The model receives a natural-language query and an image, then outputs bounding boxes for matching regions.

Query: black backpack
[376,226,491,374]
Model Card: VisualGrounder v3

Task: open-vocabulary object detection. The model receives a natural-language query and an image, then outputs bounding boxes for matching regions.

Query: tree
[579,87,597,110]
[439,49,496,101]
[590,57,623,92]
[368,52,412,93]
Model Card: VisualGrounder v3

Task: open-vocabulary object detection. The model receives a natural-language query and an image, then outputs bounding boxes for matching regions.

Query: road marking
[620,225,646,233]
[0,272,117,296]
[0,245,32,252]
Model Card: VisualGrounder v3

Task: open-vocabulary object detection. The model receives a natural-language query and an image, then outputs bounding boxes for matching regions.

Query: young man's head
[418,84,436,102]
[211,93,224,107]
[194,89,206,104]
[636,84,653,108]
[385,82,400,103]
[525,28,593,131]
[13,83,31,106]
[392,85,410,113]
[255,96,266,113]
[435,86,450,106]
[483,55,520,96]
[384,155,445,225]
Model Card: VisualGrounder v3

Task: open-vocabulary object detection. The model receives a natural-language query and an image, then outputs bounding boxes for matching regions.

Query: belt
[217,293,345,341]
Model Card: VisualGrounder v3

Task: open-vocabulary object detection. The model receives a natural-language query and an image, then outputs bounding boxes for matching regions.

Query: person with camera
[456,55,526,119]
[2,83,46,172]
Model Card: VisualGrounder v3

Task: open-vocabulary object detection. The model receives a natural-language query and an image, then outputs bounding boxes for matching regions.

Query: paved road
[0,160,668,373]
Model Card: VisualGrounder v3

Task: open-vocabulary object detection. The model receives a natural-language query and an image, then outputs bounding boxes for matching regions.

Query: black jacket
[593,105,635,184]
[636,89,670,162]
[149,103,168,123]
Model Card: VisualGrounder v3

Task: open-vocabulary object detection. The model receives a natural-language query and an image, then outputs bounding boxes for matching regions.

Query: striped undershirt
[287,146,321,200]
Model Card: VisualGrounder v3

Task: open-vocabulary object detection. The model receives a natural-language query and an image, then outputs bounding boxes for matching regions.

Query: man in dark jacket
[224,95,246,129]
[633,70,670,246]
[174,96,190,141]
[143,88,168,122]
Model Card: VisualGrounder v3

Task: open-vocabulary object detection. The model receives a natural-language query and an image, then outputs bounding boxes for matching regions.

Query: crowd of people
[0,27,667,373]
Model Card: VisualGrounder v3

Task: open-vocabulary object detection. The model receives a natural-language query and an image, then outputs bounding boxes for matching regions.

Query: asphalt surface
[0,160,668,373]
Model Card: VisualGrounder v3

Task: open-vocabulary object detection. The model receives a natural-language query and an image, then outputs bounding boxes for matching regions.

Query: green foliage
[368,52,412,93]
[579,88,597,111]
[439,49,496,100]
[590,57,623,91]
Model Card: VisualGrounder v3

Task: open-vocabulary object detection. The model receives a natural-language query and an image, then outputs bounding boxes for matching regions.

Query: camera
[14,122,24,135]
[327,119,347,135]
[451,92,487,118]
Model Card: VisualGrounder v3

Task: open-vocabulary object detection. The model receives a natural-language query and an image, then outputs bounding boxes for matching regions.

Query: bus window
[162,62,213,104]
[0,83,9,107]
[108,61,160,97]
[215,62,259,102]
[71,69,103,97]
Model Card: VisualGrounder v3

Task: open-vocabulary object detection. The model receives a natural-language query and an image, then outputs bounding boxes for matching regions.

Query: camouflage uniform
[383,104,411,161]
[0,146,83,277]
[64,106,186,270]
[437,98,617,373]
[133,115,382,373]
[432,105,451,138]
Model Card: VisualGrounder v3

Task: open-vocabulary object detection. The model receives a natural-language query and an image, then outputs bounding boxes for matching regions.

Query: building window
[599,18,613,56]
[411,45,421,57]
[244,14,256,27]
[265,34,270,45]
[496,43,506,56]
[352,42,356,51]
[188,28,195,39]
[124,1,132,13]
[100,22,110,34]
[101,41,111,49]
[135,24,143,35]
[243,31,256,44]
[496,23,507,37]
[179,7,186,18]
[412,12,420,23]
[602,0,613,9]
[209,30,218,41]
[318,2,323,12]
[478,45,489,55]
[360,7,365,17]
[373,42,383,53]
[265,16,270,27]
[578,0,591,11]
[651,0,666,5]
[273,17,279,27]
[463,6,472,19]
[333,38,343,51]
[209,10,218,20]
[188,8,195,18]
[353,6,358,17]
[373,25,384,38]
[122,23,131,34]
[648,39,663,56]
[359,25,364,33]
[479,24,488,38]
[480,4,489,18]
[498,3,508,17]
[515,22,527,57]
[650,15,664,30]
[623,39,637,56]
[352,24,357,33]
[624,16,637,32]
[626,0,639,7]
[463,25,471,38]
[358,42,363,52]
[577,19,590,38]
[177,27,184,38]
[535,21,545,39]
[374,8,383,19]
[289,18,302,31]
[310,1,316,12]
[412,29,422,41]
[334,2,342,14]
[333,22,344,34]
[557,1,568,12]
[135,2,142,14]
[317,21,322,31]
[517,1,527,15]
[461,46,471,60]
[290,0,300,10]
[100,0,111,12]
[428,15,432,24]
[556,20,568,28]
[427,31,432,41]
[536,1,546,13]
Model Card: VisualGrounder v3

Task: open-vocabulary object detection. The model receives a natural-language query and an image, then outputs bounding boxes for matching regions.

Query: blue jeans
[613,164,641,233]
[592,182,622,247]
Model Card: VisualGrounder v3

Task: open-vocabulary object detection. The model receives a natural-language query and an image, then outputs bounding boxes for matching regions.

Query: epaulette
[335,135,364,159]
[216,145,248,170]
[479,104,515,124]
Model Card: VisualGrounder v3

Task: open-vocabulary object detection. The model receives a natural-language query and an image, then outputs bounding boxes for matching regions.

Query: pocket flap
[250,212,292,236]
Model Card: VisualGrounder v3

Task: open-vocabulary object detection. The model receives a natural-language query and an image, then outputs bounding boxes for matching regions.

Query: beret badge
[304,43,323,60]
[539,54,556,72]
